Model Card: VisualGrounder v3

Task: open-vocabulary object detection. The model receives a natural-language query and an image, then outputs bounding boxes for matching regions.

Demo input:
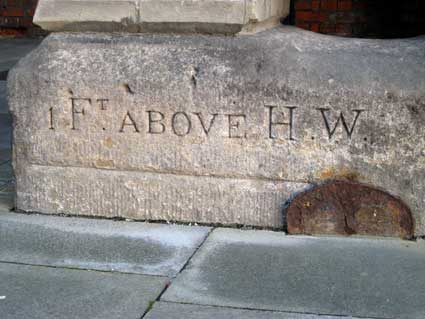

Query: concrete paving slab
[0,212,211,277]
[0,262,168,319]
[162,228,425,319]
[145,302,369,319]
[0,38,42,73]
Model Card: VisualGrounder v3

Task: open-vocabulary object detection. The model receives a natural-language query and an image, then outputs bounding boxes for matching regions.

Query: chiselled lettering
[119,111,139,133]
[55,94,368,143]
[48,107,54,130]
[71,97,91,130]
[266,105,296,140]
[194,112,218,136]
[172,112,192,137]
[227,114,247,138]
[317,108,365,139]
[97,98,109,110]
[147,111,165,134]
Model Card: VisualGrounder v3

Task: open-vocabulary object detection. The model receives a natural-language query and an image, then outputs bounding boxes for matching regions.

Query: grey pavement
[1,213,425,319]
[0,262,168,319]
[162,228,425,319]
[0,212,211,277]
[146,302,368,319]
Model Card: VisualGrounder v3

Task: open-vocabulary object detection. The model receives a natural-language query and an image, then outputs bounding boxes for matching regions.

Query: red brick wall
[0,0,41,36]
[294,0,425,38]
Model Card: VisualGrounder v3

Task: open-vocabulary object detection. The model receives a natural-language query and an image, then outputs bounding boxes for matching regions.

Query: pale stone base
[16,164,307,227]
[34,0,290,34]
[8,27,425,234]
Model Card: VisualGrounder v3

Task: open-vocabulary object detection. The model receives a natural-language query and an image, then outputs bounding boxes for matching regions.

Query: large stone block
[33,0,290,34]
[8,27,425,234]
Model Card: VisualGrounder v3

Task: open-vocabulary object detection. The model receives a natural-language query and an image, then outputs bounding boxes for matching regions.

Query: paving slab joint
[151,301,389,319]
[173,227,215,279]
[140,228,214,317]
[0,260,170,278]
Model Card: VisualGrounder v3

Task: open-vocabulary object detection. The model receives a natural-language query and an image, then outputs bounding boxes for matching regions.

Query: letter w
[317,108,364,139]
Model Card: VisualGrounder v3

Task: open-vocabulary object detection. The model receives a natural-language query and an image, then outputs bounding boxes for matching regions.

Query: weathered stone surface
[34,0,290,34]
[8,27,425,233]
[15,165,306,227]
[34,0,139,33]
[286,180,414,239]
[162,228,425,319]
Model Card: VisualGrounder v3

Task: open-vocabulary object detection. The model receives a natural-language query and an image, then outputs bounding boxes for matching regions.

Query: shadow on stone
[285,180,414,239]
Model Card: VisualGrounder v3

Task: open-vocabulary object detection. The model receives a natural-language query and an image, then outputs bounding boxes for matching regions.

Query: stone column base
[34,0,290,34]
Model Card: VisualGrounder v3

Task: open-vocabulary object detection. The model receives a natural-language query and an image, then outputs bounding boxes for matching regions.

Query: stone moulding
[33,0,290,34]
[7,27,425,235]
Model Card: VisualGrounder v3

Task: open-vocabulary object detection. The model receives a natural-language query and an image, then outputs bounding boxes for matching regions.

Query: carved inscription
[265,105,296,140]
[48,95,367,141]
[318,108,365,139]
[48,107,54,130]
[227,114,247,138]
[194,112,218,136]
[120,111,139,133]
[71,97,91,130]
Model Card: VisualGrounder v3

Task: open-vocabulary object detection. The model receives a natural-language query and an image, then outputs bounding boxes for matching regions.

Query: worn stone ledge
[8,27,425,234]
[33,0,290,34]
[15,164,307,228]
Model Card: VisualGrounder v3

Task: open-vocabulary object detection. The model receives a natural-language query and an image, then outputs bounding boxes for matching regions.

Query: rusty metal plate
[285,180,414,239]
